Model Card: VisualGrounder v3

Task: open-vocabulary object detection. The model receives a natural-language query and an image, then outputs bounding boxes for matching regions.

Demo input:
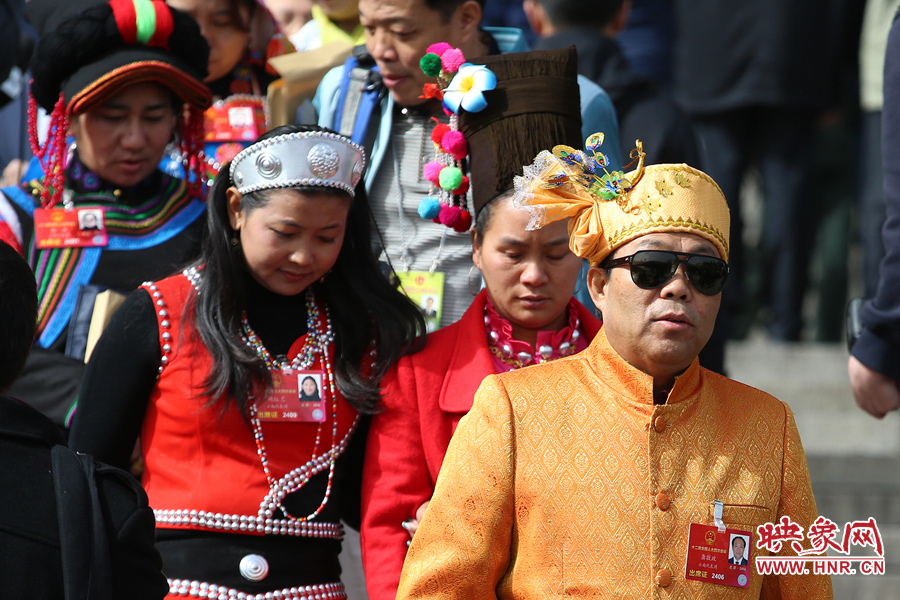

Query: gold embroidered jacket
[396,330,832,599]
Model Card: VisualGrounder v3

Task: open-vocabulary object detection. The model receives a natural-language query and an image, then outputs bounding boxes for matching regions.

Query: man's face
[732,537,746,559]
[589,232,722,382]
[359,0,472,107]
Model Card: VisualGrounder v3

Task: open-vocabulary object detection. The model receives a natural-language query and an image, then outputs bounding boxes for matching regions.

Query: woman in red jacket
[360,48,604,600]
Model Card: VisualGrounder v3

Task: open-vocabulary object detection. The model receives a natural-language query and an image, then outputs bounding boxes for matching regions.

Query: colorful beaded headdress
[230,130,365,197]
[513,135,731,263]
[27,0,213,208]
[415,43,497,233]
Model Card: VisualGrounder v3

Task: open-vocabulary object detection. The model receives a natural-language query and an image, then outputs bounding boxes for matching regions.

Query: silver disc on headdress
[256,152,282,179]
[230,131,366,197]
[308,143,341,179]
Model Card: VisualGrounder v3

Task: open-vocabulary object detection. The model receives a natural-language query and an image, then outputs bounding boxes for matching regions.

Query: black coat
[0,395,168,599]
[854,13,900,378]
[534,30,699,167]
[672,0,842,113]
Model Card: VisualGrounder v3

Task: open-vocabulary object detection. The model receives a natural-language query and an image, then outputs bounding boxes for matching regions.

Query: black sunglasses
[602,250,729,296]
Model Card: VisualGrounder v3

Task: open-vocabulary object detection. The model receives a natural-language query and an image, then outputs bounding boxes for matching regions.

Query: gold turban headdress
[512,133,730,264]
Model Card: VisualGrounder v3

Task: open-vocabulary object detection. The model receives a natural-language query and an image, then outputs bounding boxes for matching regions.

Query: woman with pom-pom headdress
[359,46,606,600]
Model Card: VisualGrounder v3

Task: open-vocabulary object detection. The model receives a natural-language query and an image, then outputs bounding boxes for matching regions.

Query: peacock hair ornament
[512,134,731,265]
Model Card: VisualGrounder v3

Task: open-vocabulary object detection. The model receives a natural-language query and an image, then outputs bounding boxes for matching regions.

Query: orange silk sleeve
[396,374,515,600]
[760,405,833,599]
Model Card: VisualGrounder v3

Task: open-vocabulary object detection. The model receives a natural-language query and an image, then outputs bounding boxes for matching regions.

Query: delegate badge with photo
[204,97,266,142]
[685,523,752,587]
[396,270,444,333]
[257,369,327,423]
[34,207,108,249]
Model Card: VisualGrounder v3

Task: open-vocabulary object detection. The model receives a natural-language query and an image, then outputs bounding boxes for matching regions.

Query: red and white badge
[685,523,752,587]
[204,98,266,142]
[34,207,108,249]
[257,369,327,423]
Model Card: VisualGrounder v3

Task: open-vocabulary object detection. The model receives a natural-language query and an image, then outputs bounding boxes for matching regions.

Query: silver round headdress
[230,131,366,197]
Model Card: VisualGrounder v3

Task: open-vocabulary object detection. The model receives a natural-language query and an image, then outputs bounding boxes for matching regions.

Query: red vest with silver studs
[139,272,359,539]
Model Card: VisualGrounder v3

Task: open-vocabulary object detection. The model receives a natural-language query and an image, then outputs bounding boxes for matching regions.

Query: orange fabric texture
[396,329,832,599]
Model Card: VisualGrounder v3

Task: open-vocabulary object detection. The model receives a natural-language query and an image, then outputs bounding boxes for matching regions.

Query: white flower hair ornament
[442,64,498,114]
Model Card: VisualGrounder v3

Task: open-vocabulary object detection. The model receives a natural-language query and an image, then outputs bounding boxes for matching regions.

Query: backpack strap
[333,47,385,151]
[52,445,114,600]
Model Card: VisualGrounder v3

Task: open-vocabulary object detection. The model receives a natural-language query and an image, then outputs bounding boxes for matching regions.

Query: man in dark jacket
[671,0,843,345]
[0,240,168,599]
[525,0,699,168]
[850,12,900,420]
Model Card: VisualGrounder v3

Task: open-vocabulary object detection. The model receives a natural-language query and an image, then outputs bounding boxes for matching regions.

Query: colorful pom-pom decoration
[452,175,469,195]
[426,42,453,57]
[417,41,475,231]
[419,53,442,78]
[439,166,464,191]
[453,209,473,233]
[441,130,467,160]
[431,123,451,145]
[441,48,466,73]
[438,204,462,227]
[418,196,442,220]
[423,161,444,185]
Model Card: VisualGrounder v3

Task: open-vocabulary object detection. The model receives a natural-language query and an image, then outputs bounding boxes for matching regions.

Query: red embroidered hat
[29,0,212,114]
[26,0,213,208]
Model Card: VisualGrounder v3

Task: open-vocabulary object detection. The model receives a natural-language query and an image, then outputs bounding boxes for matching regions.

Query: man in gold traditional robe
[395,139,833,599]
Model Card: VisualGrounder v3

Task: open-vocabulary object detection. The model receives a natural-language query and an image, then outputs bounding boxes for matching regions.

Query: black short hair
[0,243,38,392]
[425,0,485,22]
[536,0,624,30]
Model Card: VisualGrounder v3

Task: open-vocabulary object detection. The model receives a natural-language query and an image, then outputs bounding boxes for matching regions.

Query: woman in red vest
[70,124,424,599]
[360,48,603,600]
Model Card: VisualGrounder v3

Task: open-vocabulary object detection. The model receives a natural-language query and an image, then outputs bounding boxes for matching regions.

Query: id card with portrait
[396,270,444,333]
[685,523,752,588]
[34,207,108,249]
[257,369,327,423]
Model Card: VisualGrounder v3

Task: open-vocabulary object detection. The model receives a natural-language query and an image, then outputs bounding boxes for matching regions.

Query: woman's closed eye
[270,228,293,239]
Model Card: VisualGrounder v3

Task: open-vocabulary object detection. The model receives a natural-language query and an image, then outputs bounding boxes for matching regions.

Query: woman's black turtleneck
[70,273,310,470]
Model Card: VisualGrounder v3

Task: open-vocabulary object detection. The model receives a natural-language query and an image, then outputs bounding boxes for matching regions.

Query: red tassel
[30,93,69,208]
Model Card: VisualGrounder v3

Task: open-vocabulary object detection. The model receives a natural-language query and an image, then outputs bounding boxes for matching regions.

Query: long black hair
[192,124,424,417]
